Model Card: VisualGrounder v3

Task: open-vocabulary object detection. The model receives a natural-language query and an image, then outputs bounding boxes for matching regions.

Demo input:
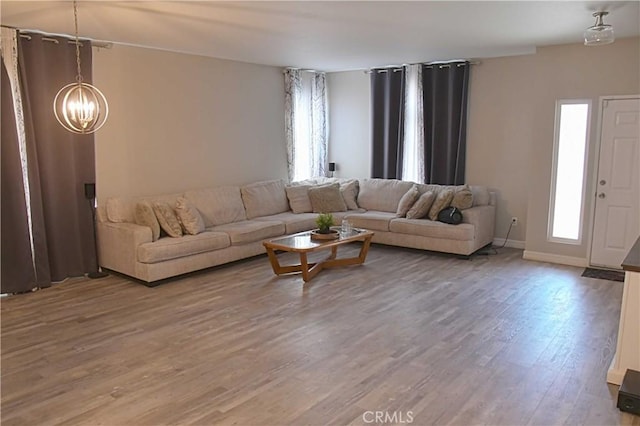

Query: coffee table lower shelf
[263,229,374,282]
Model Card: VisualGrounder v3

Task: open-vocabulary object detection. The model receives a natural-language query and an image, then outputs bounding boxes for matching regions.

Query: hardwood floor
[2,246,638,425]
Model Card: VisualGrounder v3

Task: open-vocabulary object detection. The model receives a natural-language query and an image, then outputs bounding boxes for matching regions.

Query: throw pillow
[308,183,347,213]
[451,185,474,210]
[396,185,420,217]
[427,189,455,221]
[175,197,205,235]
[340,180,360,210]
[285,185,313,214]
[134,201,160,241]
[153,202,183,238]
[406,191,436,219]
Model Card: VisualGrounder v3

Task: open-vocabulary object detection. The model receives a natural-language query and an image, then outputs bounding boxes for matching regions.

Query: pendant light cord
[73,0,83,83]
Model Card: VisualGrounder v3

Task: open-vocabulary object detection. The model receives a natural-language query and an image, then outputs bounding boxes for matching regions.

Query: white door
[590,98,640,269]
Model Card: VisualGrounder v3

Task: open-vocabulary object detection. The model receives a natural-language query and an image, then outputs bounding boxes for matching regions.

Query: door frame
[587,94,640,267]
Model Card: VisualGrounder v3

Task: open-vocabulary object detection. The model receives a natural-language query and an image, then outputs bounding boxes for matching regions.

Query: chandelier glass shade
[584,11,615,46]
[54,0,108,134]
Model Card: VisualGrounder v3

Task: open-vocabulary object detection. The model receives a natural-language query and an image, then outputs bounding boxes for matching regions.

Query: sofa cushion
[211,220,285,245]
[241,179,290,219]
[134,201,161,241]
[137,231,231,264]
[254,212,318,234]
[185,186,246,227]
[470,186,491,206]
[340,180,360,210]
[285,185,313,214]
[175,197,205,235]
[308,183,347,213]
[357,179,413,213]
[406,191,436,219]
[344,211,397,232]
[428,189,455,221]
[153,202,183,238]
[451,185,474,210]
[389,218,474,241]
[396,185,420,217]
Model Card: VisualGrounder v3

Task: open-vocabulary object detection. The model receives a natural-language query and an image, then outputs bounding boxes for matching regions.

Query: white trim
[522,250,588,268]
[587,95,640,267]
[547,99,592,245]
[492,238,525,249]
[606,361,625,385]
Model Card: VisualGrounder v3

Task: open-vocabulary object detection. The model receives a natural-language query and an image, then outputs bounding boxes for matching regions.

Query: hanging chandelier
[53,0,108,134]
[584,11,615,46]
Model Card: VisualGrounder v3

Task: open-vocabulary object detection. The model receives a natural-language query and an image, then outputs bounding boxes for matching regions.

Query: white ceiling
[2,1,639,72]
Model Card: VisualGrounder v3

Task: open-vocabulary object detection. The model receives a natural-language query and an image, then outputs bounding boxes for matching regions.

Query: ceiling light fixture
[584,11,615,46]
[54,0,108,134]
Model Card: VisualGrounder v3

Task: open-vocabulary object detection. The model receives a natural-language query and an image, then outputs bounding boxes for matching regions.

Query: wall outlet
[511,217,518,226]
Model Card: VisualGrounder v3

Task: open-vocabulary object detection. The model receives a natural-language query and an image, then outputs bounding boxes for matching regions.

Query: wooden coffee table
[263,228,374,282]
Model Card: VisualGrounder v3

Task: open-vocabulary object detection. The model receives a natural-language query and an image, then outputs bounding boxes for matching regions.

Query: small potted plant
[316,213,334,233]
[312,213,338,240]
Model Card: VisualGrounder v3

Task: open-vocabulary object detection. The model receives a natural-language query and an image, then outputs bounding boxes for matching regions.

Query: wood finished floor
[2,246,639,426]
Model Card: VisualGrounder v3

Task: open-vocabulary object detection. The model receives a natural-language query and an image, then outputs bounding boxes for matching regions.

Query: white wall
[93,44,287,200]
[327,37,640,260]
[327,71,371,179]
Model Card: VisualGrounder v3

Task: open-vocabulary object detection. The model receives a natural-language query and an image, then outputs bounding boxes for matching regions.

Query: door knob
[598,193,606,198]
[599,179,606,185]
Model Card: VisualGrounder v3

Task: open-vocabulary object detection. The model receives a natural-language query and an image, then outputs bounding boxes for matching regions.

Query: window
[548,100,591,243]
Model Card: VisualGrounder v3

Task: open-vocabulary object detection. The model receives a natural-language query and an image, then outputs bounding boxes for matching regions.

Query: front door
[590,97,640,269]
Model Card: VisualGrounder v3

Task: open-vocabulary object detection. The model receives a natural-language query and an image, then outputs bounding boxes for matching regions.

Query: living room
[2,1,640,424]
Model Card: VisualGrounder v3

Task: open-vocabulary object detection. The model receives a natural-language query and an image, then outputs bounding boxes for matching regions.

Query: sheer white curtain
[401,64,425,183]
[284,69,327,182]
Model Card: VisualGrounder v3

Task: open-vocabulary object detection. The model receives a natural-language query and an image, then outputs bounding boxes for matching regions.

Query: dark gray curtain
[1,61,38,293]
[16,32,97,283]
[422,61,470,185]
[370,67,405,179]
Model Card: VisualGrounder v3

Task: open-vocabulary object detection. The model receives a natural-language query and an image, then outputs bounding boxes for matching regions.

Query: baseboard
[492,238,525,249]
[522,250,589,268]
[607,357,624,386]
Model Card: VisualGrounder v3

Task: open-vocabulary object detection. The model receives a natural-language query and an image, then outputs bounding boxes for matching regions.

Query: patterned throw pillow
[396,185,420,217]
[427,189,455,221]
[285,185,313,214]
[340,180,360,210]
[406,191,436,219]
[134,201,160,241]
[175,197,205,235]
[152,202,183,238]
[308,183,347,213]
[450,185,473,210]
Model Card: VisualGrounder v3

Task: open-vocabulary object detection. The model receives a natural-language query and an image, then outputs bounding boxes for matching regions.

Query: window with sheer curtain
[402,64,425,183]
[284,69,328,182]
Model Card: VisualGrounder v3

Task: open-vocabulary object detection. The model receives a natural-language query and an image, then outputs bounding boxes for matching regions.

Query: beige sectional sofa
[96,178,496,283]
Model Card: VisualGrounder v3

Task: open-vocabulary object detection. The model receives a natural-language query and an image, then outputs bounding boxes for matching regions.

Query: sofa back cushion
[357,179,413,213]
[470,185,491,206]
[241,179,290,219]
[185,186,246,226]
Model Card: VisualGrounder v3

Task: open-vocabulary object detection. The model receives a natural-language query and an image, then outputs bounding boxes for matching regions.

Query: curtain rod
[364,60,480,74]
[283,68,326,74]
[2,25,112,49]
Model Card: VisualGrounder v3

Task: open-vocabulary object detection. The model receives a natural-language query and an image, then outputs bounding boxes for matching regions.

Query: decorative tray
[310,229,340,240]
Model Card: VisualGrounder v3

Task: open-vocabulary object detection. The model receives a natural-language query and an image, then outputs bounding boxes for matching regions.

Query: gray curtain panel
[17,32,97,282]
[370,67,406,179]
[1,61,38,294]
[422,61,470,185]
